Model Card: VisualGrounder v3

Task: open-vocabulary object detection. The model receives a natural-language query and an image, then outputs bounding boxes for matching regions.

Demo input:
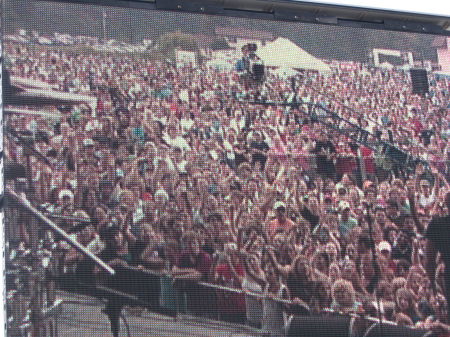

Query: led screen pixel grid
[2,1,450,336]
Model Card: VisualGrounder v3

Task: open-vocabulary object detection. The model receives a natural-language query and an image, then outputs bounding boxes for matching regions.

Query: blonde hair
[332,279,355,308]
[395,287,415,312]
[391,277,407,296]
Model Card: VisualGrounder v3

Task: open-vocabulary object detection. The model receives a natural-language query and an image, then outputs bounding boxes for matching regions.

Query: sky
[296,0,450,18]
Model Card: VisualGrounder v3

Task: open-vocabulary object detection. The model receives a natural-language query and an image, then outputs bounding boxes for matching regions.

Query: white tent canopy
[206,58,234,70]
[272,67,299,78]
[256,37,332,74]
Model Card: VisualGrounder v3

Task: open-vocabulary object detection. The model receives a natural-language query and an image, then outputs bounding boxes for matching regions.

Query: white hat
[274,201,286,210]
[339,201,351,210]
[378,241,392,253]
[59,189,74,200]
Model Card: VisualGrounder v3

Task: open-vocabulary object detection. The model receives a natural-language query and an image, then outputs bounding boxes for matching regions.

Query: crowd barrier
[62,264,435,337]
[4,189,440,337]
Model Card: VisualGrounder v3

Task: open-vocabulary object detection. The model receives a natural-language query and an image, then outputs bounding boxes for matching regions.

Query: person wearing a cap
[377,241,397,272]
[338,201,357,238]
[57,189,75,216]
[58,189,74,201]
[378,241,392,256]
[377,240,397,273]
[425,191,450,322]
[266,201,295,237]
[82,137,98,167]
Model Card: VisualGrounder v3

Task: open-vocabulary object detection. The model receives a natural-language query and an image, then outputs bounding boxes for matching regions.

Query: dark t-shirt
[313,140,335,157]
[312,140,336,176]
[391,243,412,262]
[75,246,133,286]
[250,140,269,163]
[421,130,433,146]
[286,273,314,303]
[178,250,212,281]
[129,239,164,264]
[98,247,134,265]
[300,206,320,231]
[286,273,318,314]
[201,240,215,256]
[387,214,404,227]
[426,215,450,317]
[426,216,450,262]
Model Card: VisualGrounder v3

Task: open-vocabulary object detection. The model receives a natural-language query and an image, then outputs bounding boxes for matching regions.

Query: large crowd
[4,33,450,337]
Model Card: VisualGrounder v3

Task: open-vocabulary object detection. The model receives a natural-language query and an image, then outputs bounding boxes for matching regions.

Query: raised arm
[267,246,292,278]
[406,180,423,233]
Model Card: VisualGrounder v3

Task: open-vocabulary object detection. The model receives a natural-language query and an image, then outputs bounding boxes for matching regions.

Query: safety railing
[66,263,432,337]
[4,186,436,337]
[4,187,114,337]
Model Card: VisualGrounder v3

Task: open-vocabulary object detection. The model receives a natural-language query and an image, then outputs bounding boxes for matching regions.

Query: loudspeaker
[363,322,433,337]
[410,69,429,95]
[286,314,351,337]
[252,63,265,81]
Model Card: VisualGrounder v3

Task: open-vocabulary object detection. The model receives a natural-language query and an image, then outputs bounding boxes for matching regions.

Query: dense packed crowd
[4,35,450,337]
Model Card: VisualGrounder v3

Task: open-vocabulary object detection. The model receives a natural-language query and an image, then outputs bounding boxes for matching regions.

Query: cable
[120,311,132,337]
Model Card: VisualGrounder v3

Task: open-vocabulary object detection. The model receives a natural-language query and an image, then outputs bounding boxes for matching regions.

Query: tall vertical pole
[357,146,366,188]
[102,9,107,43]
[24,146,43,336]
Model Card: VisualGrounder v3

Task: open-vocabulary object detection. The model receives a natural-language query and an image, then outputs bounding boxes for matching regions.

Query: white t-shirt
[242,276,263,325]
[418,191,435,209]
[262,284,288,337]
[162,134,191,152]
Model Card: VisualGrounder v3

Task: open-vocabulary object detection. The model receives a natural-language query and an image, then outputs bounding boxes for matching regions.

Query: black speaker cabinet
[287,315,436,337]
[286,314,351,337]
[410,69,429,95]
[252,63,265,81]
[363,322,434,337]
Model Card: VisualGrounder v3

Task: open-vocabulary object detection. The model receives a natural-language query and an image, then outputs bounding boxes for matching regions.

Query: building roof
[214,26,274,41]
